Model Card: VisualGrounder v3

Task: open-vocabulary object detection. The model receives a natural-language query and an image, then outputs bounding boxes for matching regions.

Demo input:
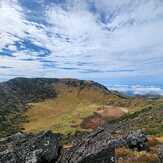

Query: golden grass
[21,82,163,137]
[22,93,102,135]
[21,82,124,135]
[116,147,159,163]
[156,136,163,143]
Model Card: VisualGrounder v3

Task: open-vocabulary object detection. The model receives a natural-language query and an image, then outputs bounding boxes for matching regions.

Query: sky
[0,0,163,95]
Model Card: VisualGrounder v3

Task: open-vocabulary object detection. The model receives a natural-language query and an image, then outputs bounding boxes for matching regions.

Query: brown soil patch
[96,106,128,120]
[147,136,159,146]
[63,144,73,149]
[81,106,128,130]
[80,113,105,129]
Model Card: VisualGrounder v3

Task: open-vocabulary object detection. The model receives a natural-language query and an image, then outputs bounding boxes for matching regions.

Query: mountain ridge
[0,77,123,138]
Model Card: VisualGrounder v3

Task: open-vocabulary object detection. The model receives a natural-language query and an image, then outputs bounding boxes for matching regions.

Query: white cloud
[8,44,17,51]
[0,55,42,76]
[0,0,163,87]
[109,84,163,96]
[132,86,163,96]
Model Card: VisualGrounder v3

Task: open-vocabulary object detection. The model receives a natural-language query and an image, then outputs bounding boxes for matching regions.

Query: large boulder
[59,129,148,163]
[0,131,61,163]
[59,128,116,163]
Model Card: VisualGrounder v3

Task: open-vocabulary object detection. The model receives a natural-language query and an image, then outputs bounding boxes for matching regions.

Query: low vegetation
[116,136,162,163]
[0,78,163,144]
[23,95,100,135]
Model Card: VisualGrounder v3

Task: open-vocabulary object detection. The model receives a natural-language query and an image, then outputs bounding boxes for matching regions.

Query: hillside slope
[21,78,125,136]
[0,78,123,137]
[0,77,162,141]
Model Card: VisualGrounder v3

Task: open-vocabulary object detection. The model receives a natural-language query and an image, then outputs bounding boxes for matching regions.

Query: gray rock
[59,129,148,163]
[0,131,61,163]
[158,144,163,162]
[0,129,149,163]
[125,130,148,151]
[59,128,116,163]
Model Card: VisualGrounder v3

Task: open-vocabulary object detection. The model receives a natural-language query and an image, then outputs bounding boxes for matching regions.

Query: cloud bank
[109,84,163,96]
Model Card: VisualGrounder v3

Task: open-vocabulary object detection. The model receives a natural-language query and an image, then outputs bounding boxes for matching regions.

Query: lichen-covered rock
[0,128,149,163]
[0,131,61,163]
[125,130,148,151]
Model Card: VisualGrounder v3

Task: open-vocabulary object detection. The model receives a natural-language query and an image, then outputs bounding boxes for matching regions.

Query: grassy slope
[0,77,162,140]
[22,81,163,138]
[22,81,121,135]
[107,101,163,137]
[23,96,99,135]
[0,78,57,138]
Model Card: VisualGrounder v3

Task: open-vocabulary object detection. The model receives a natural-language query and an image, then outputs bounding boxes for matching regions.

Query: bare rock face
[0,131,61,163]
[0,129,149,163]
[59,129,148,163]
[59,128,116,163]
[158,144,163,162]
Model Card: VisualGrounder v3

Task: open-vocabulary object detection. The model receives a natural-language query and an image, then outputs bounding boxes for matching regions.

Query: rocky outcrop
[0,129,149,163]
[159,144,163,162]
[59,128,116,163]
[125,130,148,151]
[59,130,148,163]
[0,131,61,163]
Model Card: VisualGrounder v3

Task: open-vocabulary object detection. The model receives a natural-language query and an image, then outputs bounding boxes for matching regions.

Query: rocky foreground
[1,129,162,163]
[0,131,60,163]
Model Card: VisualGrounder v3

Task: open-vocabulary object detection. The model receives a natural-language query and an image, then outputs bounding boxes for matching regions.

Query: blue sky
[0,0,163,95]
